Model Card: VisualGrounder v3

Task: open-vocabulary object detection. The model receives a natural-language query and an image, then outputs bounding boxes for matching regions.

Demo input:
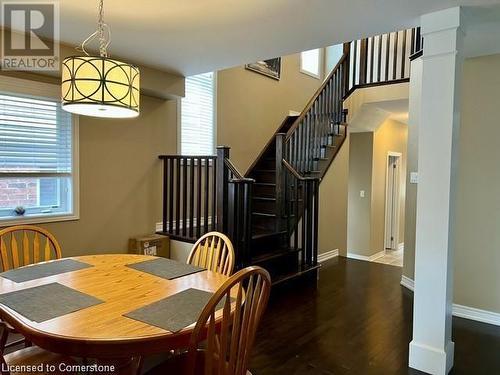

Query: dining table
[0,254,232,374]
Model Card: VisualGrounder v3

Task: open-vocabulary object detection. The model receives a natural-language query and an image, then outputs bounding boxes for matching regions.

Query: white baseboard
[318,249,339,263]
[400,275,414,291]
[401,276,500,326]
[347,250,386,262]
[398,242,404,251]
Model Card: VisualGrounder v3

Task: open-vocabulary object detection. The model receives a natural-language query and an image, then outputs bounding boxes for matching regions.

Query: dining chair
[1,345,76,375]
[0,225,62,354]
[0,225,62,272]
[187,232,235,277]
[152,266,272,375]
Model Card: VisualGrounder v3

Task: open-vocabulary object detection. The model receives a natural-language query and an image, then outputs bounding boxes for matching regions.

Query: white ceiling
[12,0,500,76]
[349,99,409,133]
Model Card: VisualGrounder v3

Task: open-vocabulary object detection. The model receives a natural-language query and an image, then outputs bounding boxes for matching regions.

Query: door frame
[384,151,402,250]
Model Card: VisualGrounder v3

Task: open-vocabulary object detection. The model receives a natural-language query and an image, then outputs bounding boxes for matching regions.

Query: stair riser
[251,170,276,184]
[253,185,276,198]
[252,200,276,214]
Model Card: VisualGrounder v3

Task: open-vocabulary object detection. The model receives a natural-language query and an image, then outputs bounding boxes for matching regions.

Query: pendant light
[61,0,140,118]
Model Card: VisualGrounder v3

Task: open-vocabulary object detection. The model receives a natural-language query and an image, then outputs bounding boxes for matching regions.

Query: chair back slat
[187,232,235,276]
[0,225,62,271]
[10,235,19,269]
[186,266,271,375]
[22,231,29,266]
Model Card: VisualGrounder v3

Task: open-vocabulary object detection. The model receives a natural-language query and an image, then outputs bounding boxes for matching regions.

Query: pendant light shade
[61,0,140,118]
[61,56,140,118]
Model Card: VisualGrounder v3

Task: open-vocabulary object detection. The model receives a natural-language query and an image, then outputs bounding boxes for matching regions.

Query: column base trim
[409,340,454,375]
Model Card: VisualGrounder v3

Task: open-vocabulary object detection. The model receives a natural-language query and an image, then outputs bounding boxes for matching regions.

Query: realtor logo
[1,0,59,71]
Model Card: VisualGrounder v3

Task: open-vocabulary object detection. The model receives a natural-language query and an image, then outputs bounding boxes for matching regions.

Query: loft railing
[159,147,253,267]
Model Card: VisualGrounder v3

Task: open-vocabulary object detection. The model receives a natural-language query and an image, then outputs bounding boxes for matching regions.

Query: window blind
[181,72,215,155]
[0,92,72,174]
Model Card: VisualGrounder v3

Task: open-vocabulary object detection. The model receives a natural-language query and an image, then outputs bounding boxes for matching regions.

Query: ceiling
[349,100,409,133]
[10,0,500,76]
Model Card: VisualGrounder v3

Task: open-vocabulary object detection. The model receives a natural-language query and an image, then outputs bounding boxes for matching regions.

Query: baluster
[212,158,217,231]
[189,157,195,238]
[385,33,390,81]
[312,180,319,266]
[162,158,167,233]
[169,158,174,233]
[294,178,299,252]
[301,180,306,265]
[393,30,399,80]
[182,157,187,237]
[377,35,382,82]
[370,36,375,83]
[401,29,407,78]
[197,157,202,238]
[352,39,358,86]
[359,38,368,85]
[216,146,229,232]
[205,156,210,234]
[175,157,181,236]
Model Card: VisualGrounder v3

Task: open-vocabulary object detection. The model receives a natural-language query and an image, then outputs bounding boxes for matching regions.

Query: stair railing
[217,147,254,269]
[282,159,320,267]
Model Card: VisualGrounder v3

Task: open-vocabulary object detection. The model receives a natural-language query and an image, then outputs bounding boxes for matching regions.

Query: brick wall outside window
[0,179,38,208]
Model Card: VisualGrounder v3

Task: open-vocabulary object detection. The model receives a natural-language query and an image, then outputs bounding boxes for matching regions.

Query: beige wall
[347,132,373,255]
[453,54,500,312]
[319,135,349,256]
[216,53,322,173]
[0,70,179,257]
[347,120,407,257]
[403,54,500,313]
[371,119,407,253]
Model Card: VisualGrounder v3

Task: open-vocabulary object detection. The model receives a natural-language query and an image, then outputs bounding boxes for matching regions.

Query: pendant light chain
[98,0,107,57]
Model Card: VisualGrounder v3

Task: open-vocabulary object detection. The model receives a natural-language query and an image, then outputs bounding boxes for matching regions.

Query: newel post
[216,146,230,233]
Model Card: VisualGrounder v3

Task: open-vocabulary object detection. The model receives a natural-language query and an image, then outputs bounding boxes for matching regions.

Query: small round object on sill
[14,206,26,216]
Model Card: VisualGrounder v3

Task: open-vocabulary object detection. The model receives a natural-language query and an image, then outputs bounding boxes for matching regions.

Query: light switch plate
[410,172,418,184]
[360,190,365,198]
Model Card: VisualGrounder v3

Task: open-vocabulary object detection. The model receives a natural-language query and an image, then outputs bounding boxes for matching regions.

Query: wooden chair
[152,266,271,375]
[0,225,62,353]
[1,346,76,375]
[187,232,235,277]
[0,225,62,272]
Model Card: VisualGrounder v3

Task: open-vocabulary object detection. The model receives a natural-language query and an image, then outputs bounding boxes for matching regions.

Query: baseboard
[400,276,500,326]
[347,250,386,262]
[452,304,500,326]
[400,275,414,291]
[318,249,339,263]
[398,242,404,251]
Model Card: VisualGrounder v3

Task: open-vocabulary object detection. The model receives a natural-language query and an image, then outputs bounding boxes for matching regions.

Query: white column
[409,7,464,375]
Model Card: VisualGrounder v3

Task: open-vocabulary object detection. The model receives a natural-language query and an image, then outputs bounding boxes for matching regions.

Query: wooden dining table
[0,254,231,372]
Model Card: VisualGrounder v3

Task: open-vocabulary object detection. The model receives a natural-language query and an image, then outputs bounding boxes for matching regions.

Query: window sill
[299,69,321,80]
[0,213,79,227]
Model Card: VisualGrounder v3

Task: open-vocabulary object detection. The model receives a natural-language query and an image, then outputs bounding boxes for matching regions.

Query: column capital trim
[422,7,462,36]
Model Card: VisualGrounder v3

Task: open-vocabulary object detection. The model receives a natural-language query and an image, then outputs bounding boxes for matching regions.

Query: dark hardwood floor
[250,256,500,375]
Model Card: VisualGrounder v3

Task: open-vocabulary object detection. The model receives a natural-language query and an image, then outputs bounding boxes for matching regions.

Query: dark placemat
[0,282,103,323]
[126,258,204,280]
[0,259,93,283]
[124,288,227,332]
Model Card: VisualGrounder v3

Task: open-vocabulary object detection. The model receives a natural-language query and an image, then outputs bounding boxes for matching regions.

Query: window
[181,72,215,155]
[300,48,322,78]
[0,78,78,224]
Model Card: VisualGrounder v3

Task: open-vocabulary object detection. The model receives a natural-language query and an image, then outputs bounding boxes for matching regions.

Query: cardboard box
[129,234,170,258]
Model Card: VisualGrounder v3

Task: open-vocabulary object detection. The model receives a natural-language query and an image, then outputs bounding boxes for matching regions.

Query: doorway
[384,152,402,250]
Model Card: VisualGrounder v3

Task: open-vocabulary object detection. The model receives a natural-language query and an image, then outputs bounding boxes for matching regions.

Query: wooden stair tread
[252,248,302,264]
[252,212,276,217]
[252,196,276,201]
[254,182,276,186]
[251,230,287,241]
[271,264,321,286]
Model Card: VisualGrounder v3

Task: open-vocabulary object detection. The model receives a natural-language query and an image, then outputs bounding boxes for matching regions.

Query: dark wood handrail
[224,158,254,182]
[285,53,349,141]
[282,159,318,181]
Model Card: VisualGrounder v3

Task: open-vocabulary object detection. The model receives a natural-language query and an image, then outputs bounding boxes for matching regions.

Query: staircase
[157,27,423,284]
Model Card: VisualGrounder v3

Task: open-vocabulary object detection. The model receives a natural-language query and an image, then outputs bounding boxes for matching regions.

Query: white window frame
[300,48,324,79]
[0,75,80,225]
[177,72,217,157]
